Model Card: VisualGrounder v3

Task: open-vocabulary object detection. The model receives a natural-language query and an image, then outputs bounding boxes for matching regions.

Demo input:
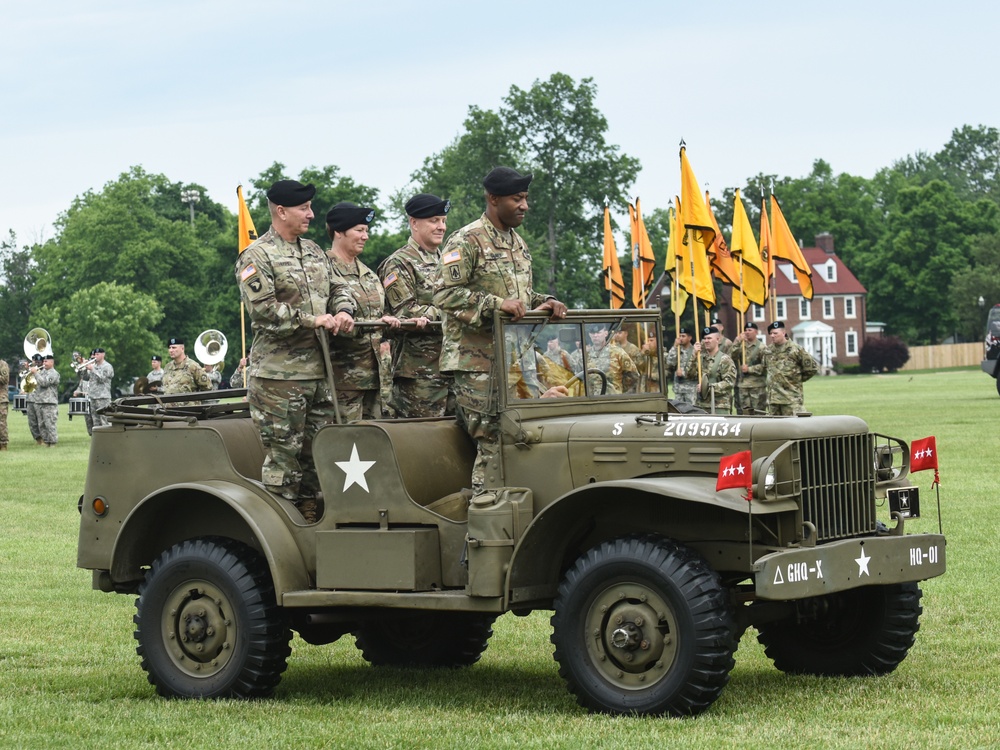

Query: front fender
[506,476,797,606]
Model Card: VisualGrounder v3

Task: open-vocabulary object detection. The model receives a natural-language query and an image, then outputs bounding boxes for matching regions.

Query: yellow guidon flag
[664,203,689,314]
[677,146,716,307]
[730,188,767,312]
[628,198,656,308]
[237,185,258,254]
[770,195,813,300]
[601,204,625,310]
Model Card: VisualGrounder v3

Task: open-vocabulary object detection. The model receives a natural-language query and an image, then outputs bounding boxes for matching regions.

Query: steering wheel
[566,369,609,396]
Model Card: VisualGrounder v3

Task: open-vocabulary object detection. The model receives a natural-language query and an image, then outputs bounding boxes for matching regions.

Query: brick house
[714,233,868,371]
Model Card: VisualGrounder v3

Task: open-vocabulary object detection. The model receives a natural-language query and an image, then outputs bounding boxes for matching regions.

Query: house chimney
[815,232,834,254]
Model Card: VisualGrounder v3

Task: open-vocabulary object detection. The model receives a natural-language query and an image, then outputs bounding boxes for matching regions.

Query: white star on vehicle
[335,444,376,493]
[855,548,871,577]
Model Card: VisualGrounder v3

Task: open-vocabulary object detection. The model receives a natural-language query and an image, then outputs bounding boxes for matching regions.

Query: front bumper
[753,534,946,600]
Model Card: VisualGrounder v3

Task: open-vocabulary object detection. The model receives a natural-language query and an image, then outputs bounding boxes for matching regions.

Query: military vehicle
[77,309,945,717]
[981,302,1000,396]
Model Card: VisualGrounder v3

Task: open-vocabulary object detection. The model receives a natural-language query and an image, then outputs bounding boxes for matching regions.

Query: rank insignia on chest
[382,271,398,288]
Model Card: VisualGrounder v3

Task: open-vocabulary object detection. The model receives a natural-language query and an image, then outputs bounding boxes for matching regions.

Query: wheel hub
[162,580,235,678]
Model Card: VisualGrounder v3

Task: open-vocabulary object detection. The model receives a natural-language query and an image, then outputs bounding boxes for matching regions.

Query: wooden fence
[900,343,983,371]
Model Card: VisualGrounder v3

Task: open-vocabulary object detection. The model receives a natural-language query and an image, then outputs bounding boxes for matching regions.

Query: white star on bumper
[855,548,871,577]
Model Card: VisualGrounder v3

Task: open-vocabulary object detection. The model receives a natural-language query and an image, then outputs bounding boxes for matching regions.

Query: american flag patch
[383,271,398,287]
[240,263,258,282]
[442,249,462,264]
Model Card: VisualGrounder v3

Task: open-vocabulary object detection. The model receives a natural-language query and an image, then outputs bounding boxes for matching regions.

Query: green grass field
[1,370,997,749]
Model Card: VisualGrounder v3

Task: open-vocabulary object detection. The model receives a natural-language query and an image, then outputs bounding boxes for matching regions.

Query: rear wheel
[353,611,496,667]
[756,582,922,676]
[551,536,736,716]
[134,537,291,698]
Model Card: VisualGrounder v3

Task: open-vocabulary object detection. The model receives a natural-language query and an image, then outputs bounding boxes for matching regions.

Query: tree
[33,281,162,389]
[949,233,1000,341]
[411,73,640,308]
[0,231,36,360]
[933,125,1000,205]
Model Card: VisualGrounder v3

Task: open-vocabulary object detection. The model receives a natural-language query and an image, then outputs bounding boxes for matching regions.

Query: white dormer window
[824,261,837,283]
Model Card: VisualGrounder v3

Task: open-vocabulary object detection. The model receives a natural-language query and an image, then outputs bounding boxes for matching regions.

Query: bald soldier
[433,167,567,491]
[378,193,455,418]
[236,179,356,521]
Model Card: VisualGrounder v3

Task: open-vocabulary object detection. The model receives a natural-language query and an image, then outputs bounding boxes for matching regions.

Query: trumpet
[73,357,97,373]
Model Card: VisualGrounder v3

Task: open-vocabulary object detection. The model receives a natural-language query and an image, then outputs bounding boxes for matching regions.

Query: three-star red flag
[716,450,753,494]
[911,436,938,472]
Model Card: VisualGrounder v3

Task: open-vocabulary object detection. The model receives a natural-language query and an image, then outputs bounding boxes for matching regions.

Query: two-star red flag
[602,205,625,310]
[237,185,258,254]
[716,450,753,495]
[911,435,940,487]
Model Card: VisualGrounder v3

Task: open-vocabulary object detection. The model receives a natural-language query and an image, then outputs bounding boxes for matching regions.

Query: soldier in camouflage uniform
[433,167,567,491]
[29,355,61,446]
[162,337,212,395]
[743,321,819,416]
[637,331,662,393]
[236,180,356,517]
[664,328,697,405]
[685,327,736,413]
[146,355,165,394]
[0,357,8,450]
[378,193,455,418]
[712,317,734,357]
[326,202,401,421]
[572,325,639,394]
[731,322,767,414]
[86,348,114,431]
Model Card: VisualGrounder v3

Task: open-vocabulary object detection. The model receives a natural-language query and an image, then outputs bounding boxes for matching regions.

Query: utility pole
[180,189,201,226]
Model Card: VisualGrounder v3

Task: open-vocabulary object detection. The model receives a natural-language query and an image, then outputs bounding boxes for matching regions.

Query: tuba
[194,329,228,366]
[21,328,53,393]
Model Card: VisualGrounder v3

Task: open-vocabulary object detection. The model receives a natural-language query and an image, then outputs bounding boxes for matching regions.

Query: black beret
[744,322,759,330]
[678,327,691,335]
[151,355,162,362]
[32,354,43,362]
[168,337,184,346]
[405,193,450,218]
[266,179,316,207]
[701,326,716,338]
[326,202,376,233]
[482,167,532,196]
[768,321,785,331]
[44,354,54,360]
[711,316,722,324]
[93,347,105,354]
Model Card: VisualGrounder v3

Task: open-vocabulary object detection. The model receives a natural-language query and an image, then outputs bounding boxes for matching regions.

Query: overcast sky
[4,0,999,247]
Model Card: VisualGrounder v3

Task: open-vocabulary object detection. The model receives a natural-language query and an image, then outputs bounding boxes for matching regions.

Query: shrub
[859,336,910,373]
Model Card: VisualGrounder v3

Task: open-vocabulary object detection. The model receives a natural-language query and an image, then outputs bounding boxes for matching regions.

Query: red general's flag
[716,450,753,494]
[237,185,258,254]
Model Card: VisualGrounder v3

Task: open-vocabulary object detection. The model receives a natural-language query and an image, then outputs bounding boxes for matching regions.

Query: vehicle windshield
[501,315,663,402]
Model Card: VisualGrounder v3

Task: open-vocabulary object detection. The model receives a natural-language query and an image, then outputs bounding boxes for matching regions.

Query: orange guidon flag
[705,191,739,288]
[678,147,716,306]
[730,189,767,311]
[759,196,774,282]
[770,195,813,300]
[664,203,689,314]
[237,185,258,254]
[602,205,625,310]
[628,198,656,308]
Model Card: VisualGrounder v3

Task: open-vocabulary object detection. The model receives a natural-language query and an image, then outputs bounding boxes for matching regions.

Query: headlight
[764,464,776,490]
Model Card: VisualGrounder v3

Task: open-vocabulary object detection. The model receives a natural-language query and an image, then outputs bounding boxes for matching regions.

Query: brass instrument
[194,329,228,367]
[21,328,52,394]
[72,357,97,373]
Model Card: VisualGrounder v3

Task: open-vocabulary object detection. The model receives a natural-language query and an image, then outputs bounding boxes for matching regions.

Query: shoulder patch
[382,271,398,288]
[442,249,462,264]
[240,263,258,282]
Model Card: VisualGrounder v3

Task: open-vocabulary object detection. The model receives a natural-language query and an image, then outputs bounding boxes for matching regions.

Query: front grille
[798,434,877,541]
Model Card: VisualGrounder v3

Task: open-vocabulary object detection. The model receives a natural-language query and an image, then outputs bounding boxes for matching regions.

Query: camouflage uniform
[88,360,115,430]
[636,343,662,393]
[236,226,355,505]
[329,255,386,422]
[162,356,212,395]
[433,213,553,490]
[0,359,8,448]
[378,237,455,418]
[74,366,93,434]
[664,344,697,405]
[731,338,767,414]
[685,349,736,413]
[28,365,60,445]
[718,335,734,357]
[748,339,819,415]
[145,367,164,393]
[570,343,639,394]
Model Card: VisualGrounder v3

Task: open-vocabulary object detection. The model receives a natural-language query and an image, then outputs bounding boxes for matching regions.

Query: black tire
[755,582,922,676]
[550,536,736,717]
[353,611,496,668]
[134,537,291,698]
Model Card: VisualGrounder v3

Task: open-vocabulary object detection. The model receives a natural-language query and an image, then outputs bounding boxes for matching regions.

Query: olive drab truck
[982,302,1000,396]
[76,308,946,717]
